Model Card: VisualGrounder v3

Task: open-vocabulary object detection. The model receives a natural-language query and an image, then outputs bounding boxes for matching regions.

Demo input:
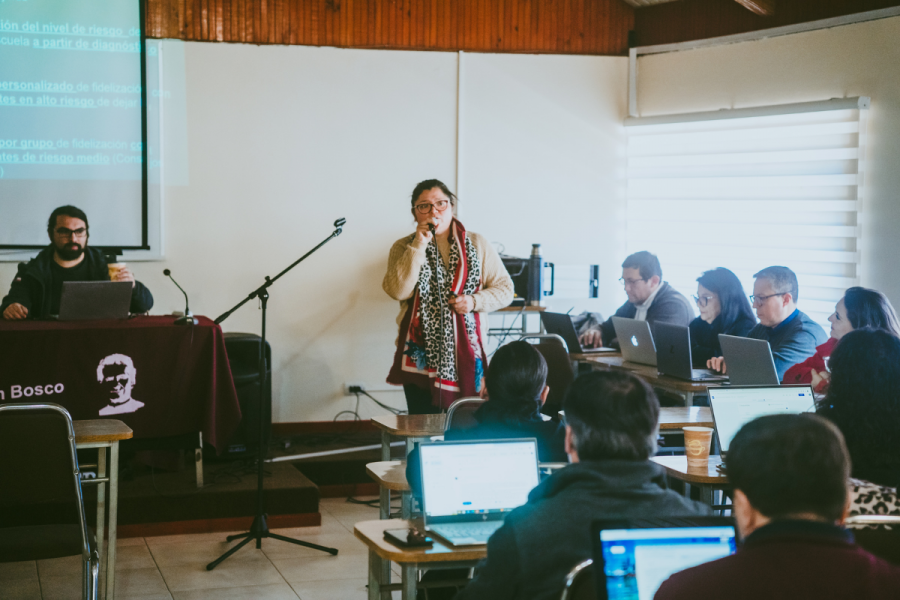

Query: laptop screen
[596,524,736,600]
[420,439,539,520]
[709,385,816,452]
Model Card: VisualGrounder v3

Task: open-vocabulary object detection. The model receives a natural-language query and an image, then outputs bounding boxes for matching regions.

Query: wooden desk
[658,407,713,430]
[578,355,718,406]
[74,419,133,600]
[355,518,485,600]
[651,455,729,506]
[366,460,412,519]
[372,414,446,461]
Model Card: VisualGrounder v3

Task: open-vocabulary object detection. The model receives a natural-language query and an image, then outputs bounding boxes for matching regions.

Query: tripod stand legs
[207,514,338,571]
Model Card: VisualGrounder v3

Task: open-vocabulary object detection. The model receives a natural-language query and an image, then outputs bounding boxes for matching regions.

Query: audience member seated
[707,266,826,381]
[817,328,900,489]
[1,205,153,320]
[455,371,710,600]
[406,341,566,497]
[655,413,900,600]
[689,267,756,368]
[784,287,900,392]
[579,251,694,349]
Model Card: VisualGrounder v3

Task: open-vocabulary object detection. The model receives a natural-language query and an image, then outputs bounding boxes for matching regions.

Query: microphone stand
[206,218,346,571]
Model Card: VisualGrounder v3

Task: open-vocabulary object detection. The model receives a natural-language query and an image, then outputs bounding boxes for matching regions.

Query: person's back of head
[484,340,547,420]
[622,251,662,282]
[821,328,900,484]
[562,370,659,461]
[727,413,849,529]
[843,287,900,336]
[697,267,755,327]
[753,266,799,303]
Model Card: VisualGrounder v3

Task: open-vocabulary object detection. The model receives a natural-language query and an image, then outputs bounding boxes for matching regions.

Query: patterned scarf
[388,218,486,409]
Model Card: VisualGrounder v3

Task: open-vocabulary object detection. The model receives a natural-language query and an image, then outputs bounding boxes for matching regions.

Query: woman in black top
[689,268,757,368]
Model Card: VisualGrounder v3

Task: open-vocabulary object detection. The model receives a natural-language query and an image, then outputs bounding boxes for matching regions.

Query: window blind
[624,98,869,328]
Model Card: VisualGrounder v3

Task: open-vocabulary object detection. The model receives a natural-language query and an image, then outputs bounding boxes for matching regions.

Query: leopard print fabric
[848,478,899,530]
[417,230,481,385]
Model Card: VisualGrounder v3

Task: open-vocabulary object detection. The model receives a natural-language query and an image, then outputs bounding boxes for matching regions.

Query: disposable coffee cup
[108,263,126,280]
[683,426,714,468]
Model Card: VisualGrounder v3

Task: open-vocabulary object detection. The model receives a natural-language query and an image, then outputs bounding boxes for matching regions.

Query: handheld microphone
[428,223,435,234]
[163,268,198,325]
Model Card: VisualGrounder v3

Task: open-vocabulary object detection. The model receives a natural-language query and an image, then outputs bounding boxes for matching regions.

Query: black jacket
[598,282,694,349]
[1,246,154,319]
[689,314,757,368]
[747,310,827,381]
[455,460,712,600]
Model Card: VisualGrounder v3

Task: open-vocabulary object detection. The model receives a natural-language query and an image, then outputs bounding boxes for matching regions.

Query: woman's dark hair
[410,179,458,207]
[696,268,755,329]
[484,341,548,420]
[843,286,900,336]
[47,205,89,237]
[819,328,900,485]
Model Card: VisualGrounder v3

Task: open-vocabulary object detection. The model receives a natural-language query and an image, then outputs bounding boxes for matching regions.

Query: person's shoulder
[796,310,827,335]
[655,555,739,600]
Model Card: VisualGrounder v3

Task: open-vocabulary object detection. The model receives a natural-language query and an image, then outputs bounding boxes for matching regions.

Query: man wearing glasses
[1,205,153,320]
[707,266,825,380]
[579,251,693,349]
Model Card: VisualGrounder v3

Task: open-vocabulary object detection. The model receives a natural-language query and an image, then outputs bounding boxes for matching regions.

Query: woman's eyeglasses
[693,295,715,308]
[414,200,451,214]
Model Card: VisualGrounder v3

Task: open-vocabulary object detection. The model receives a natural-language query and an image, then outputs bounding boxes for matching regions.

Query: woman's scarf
[388,218,486,409]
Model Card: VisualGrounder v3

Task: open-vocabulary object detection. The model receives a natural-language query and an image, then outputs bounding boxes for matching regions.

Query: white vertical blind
[625,99,869,328]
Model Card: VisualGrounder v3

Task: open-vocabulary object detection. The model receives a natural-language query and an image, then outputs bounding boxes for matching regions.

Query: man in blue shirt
[708,266,826,380]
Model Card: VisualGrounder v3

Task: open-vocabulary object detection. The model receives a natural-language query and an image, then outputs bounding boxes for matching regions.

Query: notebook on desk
[655,322,727,382]
[419,438,540,546]
[56,281,132,321]
[611,317,657,367]
[540,312,617,354]
[718,335,779,385]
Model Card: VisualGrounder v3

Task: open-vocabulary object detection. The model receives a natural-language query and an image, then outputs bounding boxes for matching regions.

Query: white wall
[636,16,900,306]
[1,43,628,422]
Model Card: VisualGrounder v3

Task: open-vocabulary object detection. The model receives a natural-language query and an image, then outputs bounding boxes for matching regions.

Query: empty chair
[444,397,486,432]
[521,334,575,419]
[560,559,595,600]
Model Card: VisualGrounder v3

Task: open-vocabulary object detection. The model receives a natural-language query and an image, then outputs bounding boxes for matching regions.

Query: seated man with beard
[1,205,153,320]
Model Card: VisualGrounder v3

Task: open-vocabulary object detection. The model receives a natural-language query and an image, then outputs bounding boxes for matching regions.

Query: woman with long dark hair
[384,179,514,414]
[689,268,757,368]
[784,287,900,391]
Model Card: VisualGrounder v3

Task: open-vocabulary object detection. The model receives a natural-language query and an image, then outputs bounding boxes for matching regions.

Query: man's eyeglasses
[619,277,647,287]
[55,227,87,239]
[414,200,451,214]
[750,292,786,306]
[693,295,715,308]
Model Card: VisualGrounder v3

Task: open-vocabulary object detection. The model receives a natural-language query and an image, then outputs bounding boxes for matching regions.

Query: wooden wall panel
[144,0,635,55]
[634,0,900,47]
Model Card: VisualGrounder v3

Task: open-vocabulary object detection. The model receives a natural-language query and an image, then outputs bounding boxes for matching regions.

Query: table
[651,455,730,506]
[488,305,547,341]
[74,419,133,600]
[372,414,446,461]
[576,355,716,406]
[355,518,485,600]
[559,407,712,431]
[0,316,241,452]
[366,460,411,519]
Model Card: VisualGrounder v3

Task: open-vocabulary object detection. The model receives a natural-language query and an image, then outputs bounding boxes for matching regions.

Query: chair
[560,558,595,600]
[0,403,100,600]
[444,397,486,432]
[845,515,900,565]
[521,334,575,419]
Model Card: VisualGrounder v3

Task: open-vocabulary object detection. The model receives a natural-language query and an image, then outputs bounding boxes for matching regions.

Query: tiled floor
[0,497,404,600]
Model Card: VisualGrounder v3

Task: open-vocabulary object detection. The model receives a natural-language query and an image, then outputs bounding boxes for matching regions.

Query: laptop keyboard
[429,521,503,545]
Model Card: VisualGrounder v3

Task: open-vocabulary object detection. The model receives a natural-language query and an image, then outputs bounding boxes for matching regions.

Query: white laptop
[708,384,816,454]
[611,317,657,367]
[419,438,540,546]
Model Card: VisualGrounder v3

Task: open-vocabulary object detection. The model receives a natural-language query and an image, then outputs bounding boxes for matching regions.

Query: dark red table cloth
[0,315,241,452]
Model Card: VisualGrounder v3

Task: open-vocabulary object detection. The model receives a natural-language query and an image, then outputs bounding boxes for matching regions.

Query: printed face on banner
[96,353,145,416]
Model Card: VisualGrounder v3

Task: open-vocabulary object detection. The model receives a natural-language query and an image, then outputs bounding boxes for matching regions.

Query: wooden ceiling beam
[734,0,775,16]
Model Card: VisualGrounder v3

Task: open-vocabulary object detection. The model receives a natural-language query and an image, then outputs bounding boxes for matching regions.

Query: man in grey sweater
[454,371,710,600]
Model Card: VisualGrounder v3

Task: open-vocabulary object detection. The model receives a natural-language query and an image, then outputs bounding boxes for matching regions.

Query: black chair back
[522,334,574,419]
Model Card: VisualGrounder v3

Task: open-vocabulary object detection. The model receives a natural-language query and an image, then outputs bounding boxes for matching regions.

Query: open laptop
[540,311,617,354]
[611,317,657,367]
[593,517,737,600]
[708,384,816,454]
[718,334,779,385]
[654,322,727,382]
[419,438,540,546]
[57,281,132,321]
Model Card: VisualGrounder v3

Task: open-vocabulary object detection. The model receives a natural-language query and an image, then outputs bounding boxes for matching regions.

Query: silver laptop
[708,384,816,453]
[57,281,132,321]
[718,334,779,385]
[419,438,540,546]
[539,311,617,354]
[611,317,657,366]
[655,322,727,382]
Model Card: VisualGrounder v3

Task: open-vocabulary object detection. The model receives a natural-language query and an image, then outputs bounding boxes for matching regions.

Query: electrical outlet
[344,382,366,396]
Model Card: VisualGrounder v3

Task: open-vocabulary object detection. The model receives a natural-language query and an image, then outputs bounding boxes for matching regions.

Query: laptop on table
[611,317,657,367]
[540,312,618,354]
[708,384,815,454]
[57,281,132,321]
[654,322,727,382]
[717,334,779,385]
[419,438,540,546]
[593,517,738,600]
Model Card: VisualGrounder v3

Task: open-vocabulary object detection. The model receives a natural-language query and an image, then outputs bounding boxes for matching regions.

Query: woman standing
[689,268,757,368]
[384,180,513,414]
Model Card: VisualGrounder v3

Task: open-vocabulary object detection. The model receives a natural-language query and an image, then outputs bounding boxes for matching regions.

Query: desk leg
[699,485,713,507]
[368,550,383,600]
[379,486,390,520]
[95,447,107,598]
[106,442,119,600]
[684,392,694,407]
[402,564,417,600]
[401,491,412,519]
[381,431,391,462]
